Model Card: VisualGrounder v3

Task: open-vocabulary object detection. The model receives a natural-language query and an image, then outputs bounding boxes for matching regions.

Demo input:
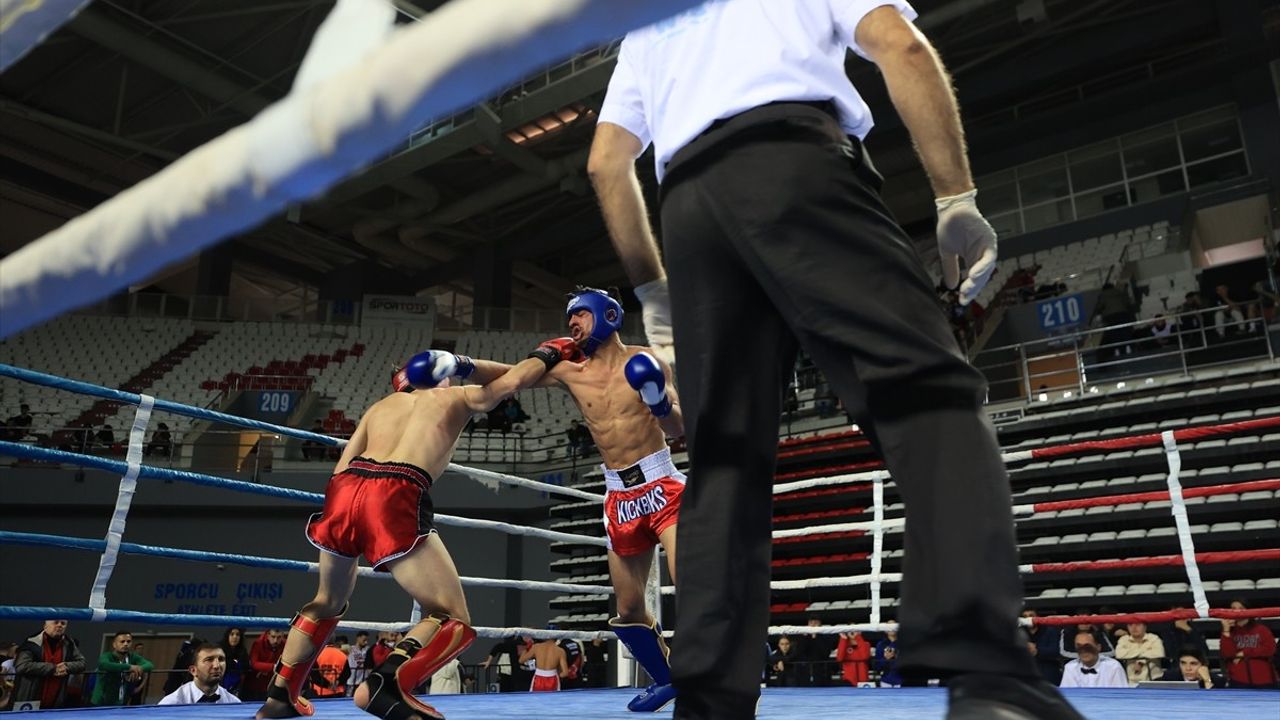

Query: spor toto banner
[362,294,436,330]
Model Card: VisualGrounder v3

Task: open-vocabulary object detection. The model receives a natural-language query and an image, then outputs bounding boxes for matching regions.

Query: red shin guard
[363,615,476,720]
[396,614,475,717]
[267,606,346,716]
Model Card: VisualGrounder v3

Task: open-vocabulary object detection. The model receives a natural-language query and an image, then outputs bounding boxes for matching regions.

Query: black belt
[662,99,860,188]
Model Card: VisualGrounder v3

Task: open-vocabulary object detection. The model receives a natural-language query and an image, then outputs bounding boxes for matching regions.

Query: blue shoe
[627,682,677,712]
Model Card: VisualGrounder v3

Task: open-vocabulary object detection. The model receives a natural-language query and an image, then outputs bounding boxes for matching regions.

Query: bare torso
[550,344,668,469]
[530,641,566,672]
[338,389,471,480]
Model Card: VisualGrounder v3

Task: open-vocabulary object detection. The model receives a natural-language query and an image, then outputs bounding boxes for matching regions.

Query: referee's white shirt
[1058,656,1128,688]
[598,0,916,182]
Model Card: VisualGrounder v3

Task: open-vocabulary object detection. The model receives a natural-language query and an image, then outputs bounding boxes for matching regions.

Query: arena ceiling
[0,0,1255,313]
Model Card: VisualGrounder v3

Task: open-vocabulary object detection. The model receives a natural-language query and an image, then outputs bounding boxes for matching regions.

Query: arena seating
[0,315,195,440]
[543,357,1280,633]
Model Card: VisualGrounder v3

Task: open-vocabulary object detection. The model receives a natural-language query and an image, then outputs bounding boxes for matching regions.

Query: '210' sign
[1037,293,1084,330]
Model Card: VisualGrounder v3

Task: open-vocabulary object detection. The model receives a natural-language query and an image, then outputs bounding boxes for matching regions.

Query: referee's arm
[588,123,665,287]
[856,6,974,198]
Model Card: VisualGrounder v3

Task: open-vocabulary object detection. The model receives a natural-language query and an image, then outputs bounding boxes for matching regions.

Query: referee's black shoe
[946,673,1086,720]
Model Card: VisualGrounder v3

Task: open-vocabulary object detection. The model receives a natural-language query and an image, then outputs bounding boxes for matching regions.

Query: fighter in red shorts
[519,639,568,692]
[485,287,685,712]
[255,343,581,720]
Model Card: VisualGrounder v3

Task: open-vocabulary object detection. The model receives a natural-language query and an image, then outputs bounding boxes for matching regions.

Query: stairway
[69,330,217,429]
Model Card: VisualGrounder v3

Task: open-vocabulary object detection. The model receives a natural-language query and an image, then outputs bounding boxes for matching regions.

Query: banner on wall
[361,294,436,333]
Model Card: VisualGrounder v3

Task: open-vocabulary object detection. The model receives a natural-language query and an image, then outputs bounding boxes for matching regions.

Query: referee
[587,2,1082,719]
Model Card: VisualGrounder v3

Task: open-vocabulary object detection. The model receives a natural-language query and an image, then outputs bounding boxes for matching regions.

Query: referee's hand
[935,189,998,306]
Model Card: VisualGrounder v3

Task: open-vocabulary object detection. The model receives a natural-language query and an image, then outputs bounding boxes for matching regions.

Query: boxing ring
[2,362,1278,719]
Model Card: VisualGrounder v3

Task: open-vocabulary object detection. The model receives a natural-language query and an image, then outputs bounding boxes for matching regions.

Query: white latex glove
[634,277,675,369]
[935,189,998,305]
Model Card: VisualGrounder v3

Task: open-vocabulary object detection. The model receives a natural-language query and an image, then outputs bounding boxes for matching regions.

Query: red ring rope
[1028,607,1280,626]
[1026,478,1280,513]
[1026,548,1280,575]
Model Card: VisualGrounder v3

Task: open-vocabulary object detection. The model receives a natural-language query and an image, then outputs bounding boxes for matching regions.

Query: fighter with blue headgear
[565,286,625,357]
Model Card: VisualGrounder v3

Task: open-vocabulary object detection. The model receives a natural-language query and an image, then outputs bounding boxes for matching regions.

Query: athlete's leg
[658,524,677,586]
[353,535,472,720]
[256,551,358,718]
[609,548,655,625]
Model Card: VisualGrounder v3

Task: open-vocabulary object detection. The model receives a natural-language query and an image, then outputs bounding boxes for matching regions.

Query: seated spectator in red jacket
[241,630,285,701]
[1220,600,1277,688]
[835,631,871,686]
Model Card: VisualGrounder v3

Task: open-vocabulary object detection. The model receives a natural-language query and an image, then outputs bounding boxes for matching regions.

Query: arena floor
[12,687,1278,719]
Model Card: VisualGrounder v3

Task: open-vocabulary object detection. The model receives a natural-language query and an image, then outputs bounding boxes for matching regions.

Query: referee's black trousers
[660,105,1036,720]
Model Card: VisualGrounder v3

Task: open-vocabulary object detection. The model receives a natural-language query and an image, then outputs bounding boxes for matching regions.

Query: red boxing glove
[528,337,584,369]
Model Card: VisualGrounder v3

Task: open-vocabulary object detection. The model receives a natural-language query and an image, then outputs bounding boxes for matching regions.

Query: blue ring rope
[0,441,324,503]
[0,363,343,446]
[0,531,316,574]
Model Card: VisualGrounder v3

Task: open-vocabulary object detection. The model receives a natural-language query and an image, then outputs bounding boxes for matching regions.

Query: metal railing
[975,306,1274,404]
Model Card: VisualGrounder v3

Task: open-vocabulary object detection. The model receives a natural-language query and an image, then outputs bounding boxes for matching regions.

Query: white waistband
[534,668,559,678]
[603,447,683,492]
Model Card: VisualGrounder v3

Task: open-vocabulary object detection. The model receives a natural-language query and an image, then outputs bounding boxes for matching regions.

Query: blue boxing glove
[624,351,671,419]
[402,350,475,390]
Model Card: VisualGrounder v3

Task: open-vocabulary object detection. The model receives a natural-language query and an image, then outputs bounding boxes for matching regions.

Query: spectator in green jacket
[90,632,153,706]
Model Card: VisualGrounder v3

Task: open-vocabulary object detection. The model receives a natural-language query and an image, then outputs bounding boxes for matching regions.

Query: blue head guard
[566,286,623,357]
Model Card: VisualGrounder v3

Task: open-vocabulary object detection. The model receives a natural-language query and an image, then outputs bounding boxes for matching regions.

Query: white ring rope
[446,463,604,502]
[0,0,707,338]
[435,512,607,547]
[771,516,905,540]
[770,573,903,592]
[772,468,889,495]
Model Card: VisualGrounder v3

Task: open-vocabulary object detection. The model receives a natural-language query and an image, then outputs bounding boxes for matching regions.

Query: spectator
[1059,616,1115,660]
[429,658,463,695]
[565,419,594,458]
[1175,647,1223,689]
[96,423,116,453]
[369,631,399,671]
[768,637,802,687]
[301,420,326,461]
[1146,315,1174,348]
[835,631,872,686]
[1095,283,1138,359]
[1157,612,1208,670]
[13,619,86,709]
[797,617,837,686]
[1114,621,1164,684]
[161,637,203,695]
[1023,610,1063,685]
[1,404,33,441]
[1,640,18,709]
[505,397,530,425]
[242,629,285,701]
[90,631,153,706]
[557,637,584,690]
[217,628,249,696]
[308,638,348,698]
[144,423,172,458]
[1177,291,1207,345]
[582,637,609,689]
[157,643,240,705]
[1213,282,1259,336]
[873,626,901,687]
[345,631,370,696]
[1220,599,1278,688]
[1059,630,1126,688]
[487,401,513,433]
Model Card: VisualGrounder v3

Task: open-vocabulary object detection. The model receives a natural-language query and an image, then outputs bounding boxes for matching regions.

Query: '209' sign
[258,391,293,415]
[1037,293,1084,330]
